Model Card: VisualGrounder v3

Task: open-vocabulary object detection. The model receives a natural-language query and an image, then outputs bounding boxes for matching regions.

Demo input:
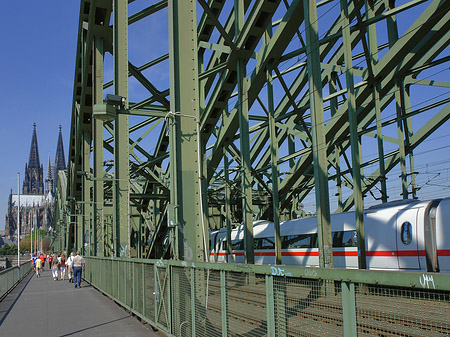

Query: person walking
[31,254,37,272]
[35,257,42,277]
[59,254,67,280]
[39,254,45,271]
[72,251,85,288]
[66,252,75,282]
[51,254,59,281]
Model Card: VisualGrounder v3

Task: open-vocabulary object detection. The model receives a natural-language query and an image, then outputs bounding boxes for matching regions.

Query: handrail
[0,261,32,301]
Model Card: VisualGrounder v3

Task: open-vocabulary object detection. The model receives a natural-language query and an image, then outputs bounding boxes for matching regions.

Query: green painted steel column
[168,0,203,262]
[76,204,82,253]
[304,0,332,268]
[82,131,91,255]
[385,0,408,199]
[403,85,417,198]
[235,0,254,264]
[366,0,387,202]
[341,0,366,269]
[329,72,343,212]
[396,81,408,199]
[335,146,343,213]
[93,36,104,256]
[224,148,233,262]
[113,0,130,257]
[267,66,281,265]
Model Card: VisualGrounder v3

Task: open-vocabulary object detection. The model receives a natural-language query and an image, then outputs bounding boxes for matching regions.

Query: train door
[396,208,420,269]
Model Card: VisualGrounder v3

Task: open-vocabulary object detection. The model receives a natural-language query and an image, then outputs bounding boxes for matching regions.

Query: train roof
[211,197,450,241]
[223,213,357,240]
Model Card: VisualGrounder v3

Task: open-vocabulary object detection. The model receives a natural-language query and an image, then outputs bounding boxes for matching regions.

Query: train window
[282,234,317,249]
[222,240,227,251]
[231,240,243,250]
[332,231,357,247]
[256,237,275,249]
[401,222,413,245]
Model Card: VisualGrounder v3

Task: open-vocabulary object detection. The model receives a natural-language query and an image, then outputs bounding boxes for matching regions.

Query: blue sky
[1,1,449,231]
[0,1,79,230]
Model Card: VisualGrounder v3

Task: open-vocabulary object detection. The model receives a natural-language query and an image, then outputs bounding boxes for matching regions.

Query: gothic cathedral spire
[55,125,66,171]
[23,123,44,195]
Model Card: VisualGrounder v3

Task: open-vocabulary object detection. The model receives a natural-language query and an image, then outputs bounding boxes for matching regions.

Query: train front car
[435,197,450,272]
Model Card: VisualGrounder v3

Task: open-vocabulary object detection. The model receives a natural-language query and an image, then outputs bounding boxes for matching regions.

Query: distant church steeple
[45,152,53,195]
[23,123,44,195]
[46,125,67,195]
[55,125,66,171]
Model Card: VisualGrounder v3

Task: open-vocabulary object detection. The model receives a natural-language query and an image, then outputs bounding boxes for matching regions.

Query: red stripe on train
[366,250,426,257]
[211,251,359,257]
[212,250,435,257]
[438,249,450,256]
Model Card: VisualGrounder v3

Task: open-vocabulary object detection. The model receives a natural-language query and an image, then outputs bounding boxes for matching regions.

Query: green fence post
[220,270,228,337]
[342,281,357,337]
[266,275,275,336]
[191,267,196,337]
[142,263,145,316]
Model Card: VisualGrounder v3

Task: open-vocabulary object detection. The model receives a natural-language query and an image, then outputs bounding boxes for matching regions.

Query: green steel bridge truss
[52,0,450,266]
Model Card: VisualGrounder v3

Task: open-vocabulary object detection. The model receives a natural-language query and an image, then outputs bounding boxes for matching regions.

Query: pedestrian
[35,257,42,277]
[72,251,85,288]
[31,254,37,271]
[39,253,45,271]
[51,254,59,281]
[66,252,75,282]
[60,253,67,280]
[48,253,53,267]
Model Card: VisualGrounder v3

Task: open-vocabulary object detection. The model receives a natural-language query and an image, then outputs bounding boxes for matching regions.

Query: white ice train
[209,197,450,272]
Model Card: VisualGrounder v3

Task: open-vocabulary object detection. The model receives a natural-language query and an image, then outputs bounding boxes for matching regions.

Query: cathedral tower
[23,123,44,195]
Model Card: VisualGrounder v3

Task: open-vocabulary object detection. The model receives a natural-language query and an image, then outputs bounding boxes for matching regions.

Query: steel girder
[57,0,450,262]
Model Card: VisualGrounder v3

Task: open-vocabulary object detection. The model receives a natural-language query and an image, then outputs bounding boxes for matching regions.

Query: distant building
[5,124,66,240]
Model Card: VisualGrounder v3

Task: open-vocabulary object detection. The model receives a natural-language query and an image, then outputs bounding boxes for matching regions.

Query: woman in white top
[66,252,75,283]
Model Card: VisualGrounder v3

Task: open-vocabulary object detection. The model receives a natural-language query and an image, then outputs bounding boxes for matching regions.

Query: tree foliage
[0,243,18,255]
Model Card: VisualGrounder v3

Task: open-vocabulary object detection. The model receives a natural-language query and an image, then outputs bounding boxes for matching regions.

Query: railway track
[200,278,450,336]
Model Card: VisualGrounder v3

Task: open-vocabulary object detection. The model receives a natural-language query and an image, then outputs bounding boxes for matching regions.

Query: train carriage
[210,197,450,272]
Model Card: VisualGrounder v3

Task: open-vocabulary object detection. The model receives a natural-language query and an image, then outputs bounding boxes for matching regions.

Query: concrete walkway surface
[0,268,162,337]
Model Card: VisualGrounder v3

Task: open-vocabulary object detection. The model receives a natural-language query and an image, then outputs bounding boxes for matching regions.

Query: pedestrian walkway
[0,268,161,336]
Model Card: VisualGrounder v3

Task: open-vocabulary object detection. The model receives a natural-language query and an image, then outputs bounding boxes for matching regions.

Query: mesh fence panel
[195,269,222,337]
[0,263,30,300]
[126,261,132,308]
[225,271,267,336]
[356,284,450,336]
[155,266,170,330]
[111,259,118,299]
[83,258,450,336]
[118,260,126,303]
[172,266,192,336]
[134,262,144,315]
[273,277,344,336]
[105,259,112,295]
[144,264,155,323]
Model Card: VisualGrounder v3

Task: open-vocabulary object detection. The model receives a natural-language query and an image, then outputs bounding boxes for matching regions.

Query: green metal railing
[0,261,32,301]
[85,257,450,336]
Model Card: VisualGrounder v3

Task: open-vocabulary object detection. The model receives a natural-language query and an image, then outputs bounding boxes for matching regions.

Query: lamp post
[17,172,20,280]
